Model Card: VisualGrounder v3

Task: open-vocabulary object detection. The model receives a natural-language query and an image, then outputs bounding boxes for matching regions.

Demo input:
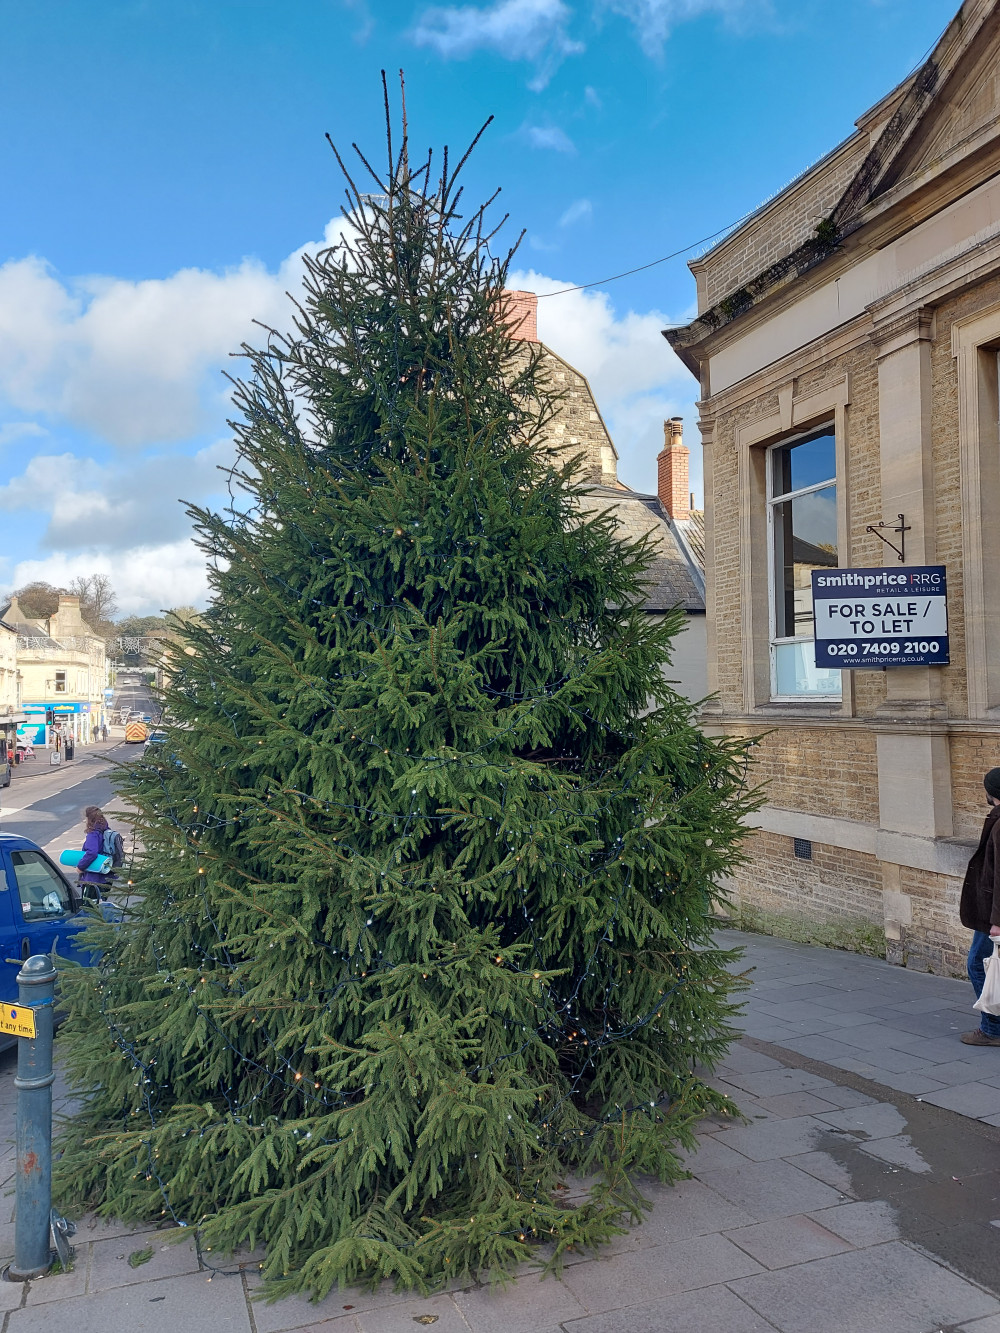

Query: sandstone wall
[729,830,883,930]
[694,135,870,311]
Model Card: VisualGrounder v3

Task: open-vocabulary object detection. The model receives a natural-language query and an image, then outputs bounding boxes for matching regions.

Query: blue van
[0,833,109,1046]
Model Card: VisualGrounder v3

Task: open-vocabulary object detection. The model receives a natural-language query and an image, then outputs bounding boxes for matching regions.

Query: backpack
[101,827,126,869]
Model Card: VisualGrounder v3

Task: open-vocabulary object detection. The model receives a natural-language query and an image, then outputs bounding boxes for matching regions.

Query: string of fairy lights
[89,507,749,1265]
[88,664,750,1276]
[76,160,754,1281]
[87,558,745,1276]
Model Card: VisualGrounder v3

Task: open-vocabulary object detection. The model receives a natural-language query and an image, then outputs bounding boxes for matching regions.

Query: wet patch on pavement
[743,1036,1000,1297]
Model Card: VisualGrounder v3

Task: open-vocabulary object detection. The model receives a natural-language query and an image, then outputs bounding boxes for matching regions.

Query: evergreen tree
[56,93,758,1298]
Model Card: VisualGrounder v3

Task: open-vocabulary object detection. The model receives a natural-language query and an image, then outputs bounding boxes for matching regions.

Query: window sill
[755,700,844,714]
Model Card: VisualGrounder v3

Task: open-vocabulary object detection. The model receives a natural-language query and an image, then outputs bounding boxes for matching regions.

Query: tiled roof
[8,625,62,649]
[677,510,705,575]
[575,486,705,613]
[0,604,63,649]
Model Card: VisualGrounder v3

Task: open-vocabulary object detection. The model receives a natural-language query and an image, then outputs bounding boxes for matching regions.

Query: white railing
[17,635,97,652]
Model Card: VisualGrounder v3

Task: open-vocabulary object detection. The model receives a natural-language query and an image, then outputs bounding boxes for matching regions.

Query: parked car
[0,834,118,1048]
[143,728,184,769]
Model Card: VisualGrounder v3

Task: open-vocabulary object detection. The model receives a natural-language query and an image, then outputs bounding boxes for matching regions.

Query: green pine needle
[54,85,761,1301]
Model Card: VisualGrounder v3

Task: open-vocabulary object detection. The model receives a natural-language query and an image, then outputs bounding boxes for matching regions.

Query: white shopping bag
[974,942,1000,1015]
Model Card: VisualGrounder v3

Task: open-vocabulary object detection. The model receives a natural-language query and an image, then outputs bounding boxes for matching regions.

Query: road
[1,739,131,861]
[2,666,155,855]
[112,670,160,724]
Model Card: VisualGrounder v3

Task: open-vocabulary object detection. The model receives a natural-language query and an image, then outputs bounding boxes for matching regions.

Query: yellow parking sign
[0,1005,36,1039]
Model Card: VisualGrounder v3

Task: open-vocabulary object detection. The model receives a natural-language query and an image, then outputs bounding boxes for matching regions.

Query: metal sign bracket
[865,513,911,563]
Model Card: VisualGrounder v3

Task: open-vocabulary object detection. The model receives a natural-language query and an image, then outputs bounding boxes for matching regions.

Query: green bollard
[8,955,57,1281]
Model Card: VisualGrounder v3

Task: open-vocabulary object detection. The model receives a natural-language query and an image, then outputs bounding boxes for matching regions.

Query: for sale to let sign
[811,565,949,670]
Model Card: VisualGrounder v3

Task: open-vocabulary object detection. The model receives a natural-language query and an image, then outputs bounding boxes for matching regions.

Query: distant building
[504,290,707,702]
[3,594,108,747]
[665,0,1000,973]
[0,618,22,771]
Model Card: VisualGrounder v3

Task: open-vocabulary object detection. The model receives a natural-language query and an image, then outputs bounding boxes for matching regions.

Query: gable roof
[0,602,46,636]
[667,0,1000,361]
[793,536,838,568]
[5,621,61,649]
[575,485,705,613]
[679,509,705,577]
[835,0,1000,224]
[0,600,91,651]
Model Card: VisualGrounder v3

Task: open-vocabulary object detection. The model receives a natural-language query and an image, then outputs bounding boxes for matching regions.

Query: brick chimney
[501,289,539,342]
[657,417,690,521]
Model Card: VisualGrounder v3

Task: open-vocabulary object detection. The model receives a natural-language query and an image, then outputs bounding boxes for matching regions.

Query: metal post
[9,955,57,1281]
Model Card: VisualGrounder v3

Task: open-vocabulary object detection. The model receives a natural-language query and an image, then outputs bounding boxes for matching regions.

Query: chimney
[657,417,690,521]
[501,289,539,343]
[49,594,83,638]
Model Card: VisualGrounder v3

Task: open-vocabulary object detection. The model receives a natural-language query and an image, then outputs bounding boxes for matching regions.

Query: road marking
[0,809,21,818]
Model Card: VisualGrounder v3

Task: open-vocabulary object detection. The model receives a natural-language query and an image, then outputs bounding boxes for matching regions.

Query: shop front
[0,713,25,783]
[17,705,47,750]
[18,702,94,750]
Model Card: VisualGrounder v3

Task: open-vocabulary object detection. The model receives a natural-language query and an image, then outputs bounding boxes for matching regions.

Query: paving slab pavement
[724,929,1000,1124]
[0,927,997,1331]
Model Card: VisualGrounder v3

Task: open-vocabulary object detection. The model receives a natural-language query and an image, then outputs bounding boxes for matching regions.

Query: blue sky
[0,0,955,613]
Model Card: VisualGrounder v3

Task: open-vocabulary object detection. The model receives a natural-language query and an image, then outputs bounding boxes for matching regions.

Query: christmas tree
[56,88,758,1298]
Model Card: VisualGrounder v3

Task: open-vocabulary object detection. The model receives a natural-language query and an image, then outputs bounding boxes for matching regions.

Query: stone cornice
[663,231,840,364]
[868,307,935,359]
[690,206,1000,420]
[666,1,1000,369]
[699,316,872,419]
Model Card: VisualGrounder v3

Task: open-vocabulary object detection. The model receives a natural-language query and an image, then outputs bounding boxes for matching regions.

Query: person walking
[76,805,117,903]
[960,767,1000,1045]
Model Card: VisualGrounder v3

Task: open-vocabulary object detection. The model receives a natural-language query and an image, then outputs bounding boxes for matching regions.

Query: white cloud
[559,198,593,226]
[8,540,213,616]
[0,219,350,451]
[340,0,374,42]
[510,266,702,499]
[411,0,582,86]
[526,125,576,153]
[0,440,235,553]
[0,215,361,615]
[0,440,238,612]
[516,268,690,403]
[411,0,762,75]
[599,0,763,55]
[0,421,45,448]
[0,218,705,617]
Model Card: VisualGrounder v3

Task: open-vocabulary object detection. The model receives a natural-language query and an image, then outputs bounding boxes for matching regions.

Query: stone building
[0,618,22,774]
[666,0,1000,974]
[4,593,108,747]
[505,290,707,701]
